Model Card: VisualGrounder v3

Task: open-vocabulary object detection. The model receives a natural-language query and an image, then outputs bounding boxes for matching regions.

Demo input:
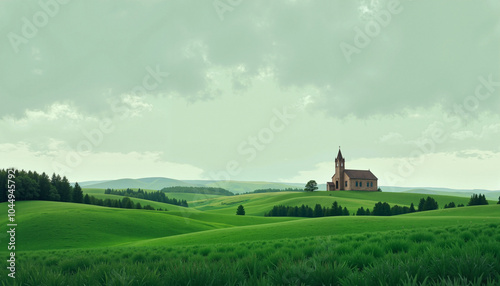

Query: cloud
[2,0,498,119]
[0,141,204,181]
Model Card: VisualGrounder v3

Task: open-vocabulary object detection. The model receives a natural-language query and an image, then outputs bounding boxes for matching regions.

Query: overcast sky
[1,0,499,189]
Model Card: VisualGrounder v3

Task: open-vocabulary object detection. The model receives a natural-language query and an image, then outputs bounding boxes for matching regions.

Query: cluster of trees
[82,194,157,210]
[105,188,188,207]
[0,169,82,203]
[265,201,349,217]
[160,186,234,196]
[443,202,465,208]
[357,202,416,216]
[357,197,439,216]
[468,194,488,206]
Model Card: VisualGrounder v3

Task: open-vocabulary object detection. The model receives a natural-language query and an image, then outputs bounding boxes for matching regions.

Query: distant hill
[83,177,199,190]
[79,177,500,198]
[81,177,304,194]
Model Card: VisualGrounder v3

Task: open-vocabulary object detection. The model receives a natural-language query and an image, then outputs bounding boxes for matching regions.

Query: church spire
[336,146,343,160]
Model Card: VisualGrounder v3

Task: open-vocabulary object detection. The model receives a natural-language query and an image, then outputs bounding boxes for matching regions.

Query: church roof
[344,169,378,180]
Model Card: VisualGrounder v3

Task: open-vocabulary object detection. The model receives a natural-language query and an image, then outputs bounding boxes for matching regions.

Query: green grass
[2,190,500,285]
[0,201,222,250]
[131,206,500,247]
[5,222,500,285]
[194,190,475,215]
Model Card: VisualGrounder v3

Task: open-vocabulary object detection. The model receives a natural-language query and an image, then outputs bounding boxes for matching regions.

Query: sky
[1,0,499,190]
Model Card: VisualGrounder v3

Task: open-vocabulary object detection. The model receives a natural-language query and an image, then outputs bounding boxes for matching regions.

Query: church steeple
[335,147,345,190]
[336,146,343,160]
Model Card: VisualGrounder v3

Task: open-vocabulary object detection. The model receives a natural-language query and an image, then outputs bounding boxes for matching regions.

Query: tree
[409,203,416,213]
[304,180,318,192]
[313,204,323,217]
[122,197,134,209]
[356,207,366,216]
[342,207,349,216]
[72,182,83,203]
[498,196,500,205]
[16,175,39,200]
[83,194,91,204]
[59,176,72,202]
[468,194,488,206]
[236,205,245,215]
[444,202,455,209]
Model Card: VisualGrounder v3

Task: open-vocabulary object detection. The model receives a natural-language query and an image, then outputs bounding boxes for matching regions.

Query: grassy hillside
[193,191,476,215]
[83,188,222,204]
[130,205,500,247]
[0,201,226,250]
[4,190,498,252]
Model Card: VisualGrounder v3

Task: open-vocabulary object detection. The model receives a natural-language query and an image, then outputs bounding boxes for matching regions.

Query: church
[327,149,378,191]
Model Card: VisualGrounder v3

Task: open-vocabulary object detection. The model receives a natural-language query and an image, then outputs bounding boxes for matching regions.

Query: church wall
[345,176,378,191]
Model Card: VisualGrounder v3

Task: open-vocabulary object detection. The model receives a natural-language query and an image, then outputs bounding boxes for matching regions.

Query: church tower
[335,148,345,190]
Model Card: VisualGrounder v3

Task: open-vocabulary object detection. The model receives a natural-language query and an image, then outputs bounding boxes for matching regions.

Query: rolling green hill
[192,191,476,215]
[3,190,498,252]
[130,204,500,247]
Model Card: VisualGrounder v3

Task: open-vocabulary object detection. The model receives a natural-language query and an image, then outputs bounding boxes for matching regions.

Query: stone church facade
[327,149,378,191]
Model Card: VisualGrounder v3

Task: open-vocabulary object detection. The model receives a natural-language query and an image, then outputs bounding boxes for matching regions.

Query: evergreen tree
[497,196,500,205]
[38,172,51,200]
[122,197,134,209]
[59,176,72,202]
[409,203,416,213]
[236,204,245,215]
[313,204,323,217]
[418,198,426,212]
[342,207,349,216]
[83,194,91,204]
[356,207,366,216]
[72,182,83,203]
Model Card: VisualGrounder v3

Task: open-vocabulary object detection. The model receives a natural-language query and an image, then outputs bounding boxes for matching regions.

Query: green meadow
[1,189,499,285]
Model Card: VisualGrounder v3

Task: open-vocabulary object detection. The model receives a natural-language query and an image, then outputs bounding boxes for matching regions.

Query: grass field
[1,189,499,285]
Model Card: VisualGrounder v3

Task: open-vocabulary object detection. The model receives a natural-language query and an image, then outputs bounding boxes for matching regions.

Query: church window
[345,181,347,187]
[355,181,358,187]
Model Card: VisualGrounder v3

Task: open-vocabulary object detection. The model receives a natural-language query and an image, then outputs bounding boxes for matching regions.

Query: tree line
[82,194,157,210]
[0,169,161,211]
[0,169,80,203]
[105,188,188,207]
[160,186,234,196]
[357,196,439,216]
[265,201,350,217]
